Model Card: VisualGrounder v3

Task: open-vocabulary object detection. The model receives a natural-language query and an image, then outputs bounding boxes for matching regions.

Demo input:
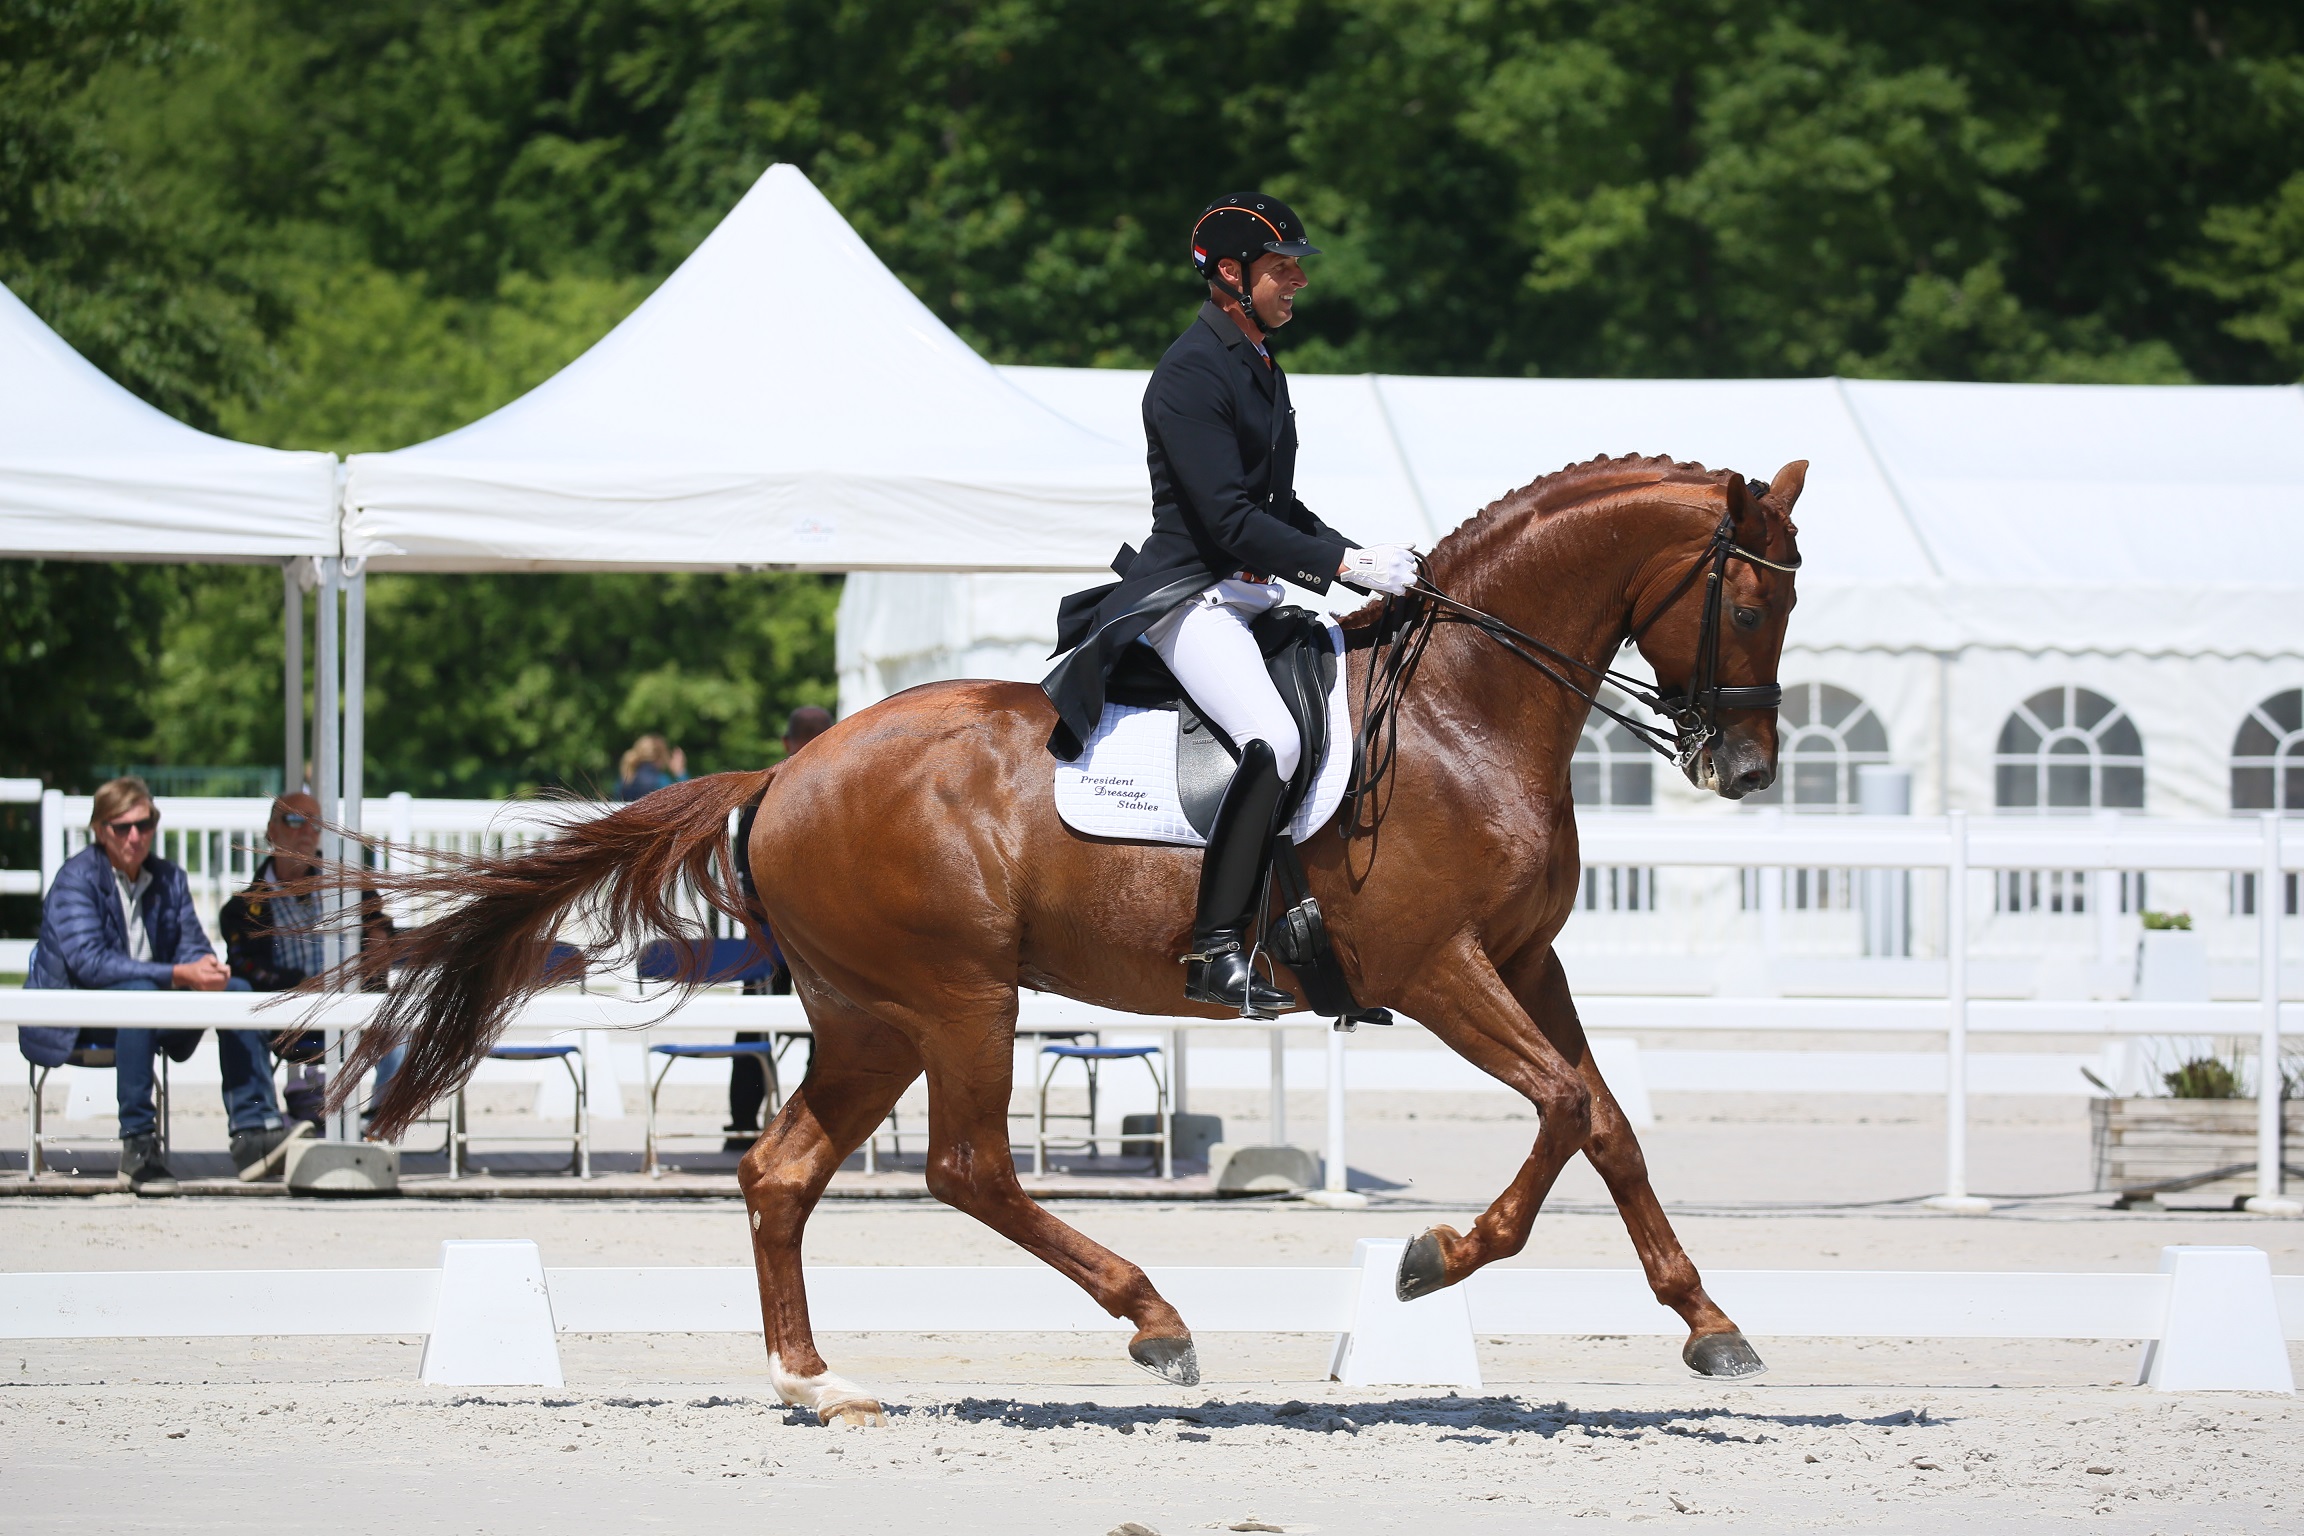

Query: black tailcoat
[1040,302,1354,758]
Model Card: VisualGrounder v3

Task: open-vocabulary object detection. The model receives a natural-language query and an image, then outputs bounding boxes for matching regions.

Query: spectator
[220,792,394,1124]
[725,706,834,1151]
[616,733,687,801]
[23,777,308,1195]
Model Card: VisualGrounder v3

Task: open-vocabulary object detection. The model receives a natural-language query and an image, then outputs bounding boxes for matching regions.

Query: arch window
[2231,688,2304,814]
[1572,688,1653,810]
[1993,686,2145,914]
[2230,688,2303,918]
[1573,688,1655,911]
[1993,686,2144,813]
[1745,683,1890,812]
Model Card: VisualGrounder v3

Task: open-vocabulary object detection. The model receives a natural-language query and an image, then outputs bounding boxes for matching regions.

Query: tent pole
[313,559,350,1142]
[283,563,303,796]
[343,561,365,844]
[341,561,367,1139]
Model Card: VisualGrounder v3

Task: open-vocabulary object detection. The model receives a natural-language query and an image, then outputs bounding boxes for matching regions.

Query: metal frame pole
[333,562,366,1145]
[2246,812,2299,1215]
[1928,809,1989,1212]
[1301,1024,1367,1208]
[313,559,351,1144]
[283,563,303,796]
[1269,1027,1287,1145]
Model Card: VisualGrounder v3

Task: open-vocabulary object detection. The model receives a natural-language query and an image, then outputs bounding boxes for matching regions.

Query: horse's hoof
[1683,1330,1767,1379]
[820,1399,888,1428]
[1395,1229,1452,1301]
[1129,1335,1201,1387]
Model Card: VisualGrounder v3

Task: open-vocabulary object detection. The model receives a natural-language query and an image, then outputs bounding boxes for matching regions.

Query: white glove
[1339,543,1418,595]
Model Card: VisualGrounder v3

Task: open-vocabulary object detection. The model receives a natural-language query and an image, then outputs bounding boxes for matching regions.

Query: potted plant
[2090,1043,2301,1209]
[2134,909,2209,1000]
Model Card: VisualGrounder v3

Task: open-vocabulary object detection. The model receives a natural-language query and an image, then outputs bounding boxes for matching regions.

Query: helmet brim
[1263,239,1321,259]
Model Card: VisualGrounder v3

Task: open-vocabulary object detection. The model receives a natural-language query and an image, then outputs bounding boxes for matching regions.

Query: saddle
[1100,605,1386,1027]
[1101,605,1337,837]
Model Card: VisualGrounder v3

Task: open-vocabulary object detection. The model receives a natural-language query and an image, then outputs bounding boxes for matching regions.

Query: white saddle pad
[1053,621,1351,848]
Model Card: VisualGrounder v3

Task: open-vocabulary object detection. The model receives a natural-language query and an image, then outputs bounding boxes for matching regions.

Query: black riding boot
[1184,738,1295,1018]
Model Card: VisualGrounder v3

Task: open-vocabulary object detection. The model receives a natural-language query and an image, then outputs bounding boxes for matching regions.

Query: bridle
[1342,503,1801,831]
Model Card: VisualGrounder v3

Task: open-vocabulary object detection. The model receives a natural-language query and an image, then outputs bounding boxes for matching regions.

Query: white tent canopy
[342,165,1149,572]
[985,369,2304,655]
[0,284,337,560]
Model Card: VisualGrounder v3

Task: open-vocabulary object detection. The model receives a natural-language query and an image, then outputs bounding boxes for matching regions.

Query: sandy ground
[7,1090,2303,1533]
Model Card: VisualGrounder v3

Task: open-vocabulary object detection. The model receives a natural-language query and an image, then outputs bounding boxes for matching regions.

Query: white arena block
[2137,1245,2294,1394]
[419,1240,564,1389]
[1588,1036,1652,1127]
[1328,1238,1481,1391]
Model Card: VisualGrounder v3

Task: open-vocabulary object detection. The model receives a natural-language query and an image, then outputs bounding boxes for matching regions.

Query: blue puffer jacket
[20,844,218,1066]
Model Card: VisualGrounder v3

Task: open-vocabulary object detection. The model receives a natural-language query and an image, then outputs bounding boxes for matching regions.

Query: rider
[1043,193,1418,1016]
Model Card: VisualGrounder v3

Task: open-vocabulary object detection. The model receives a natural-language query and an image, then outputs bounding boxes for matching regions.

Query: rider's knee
[1250,730,1302,781]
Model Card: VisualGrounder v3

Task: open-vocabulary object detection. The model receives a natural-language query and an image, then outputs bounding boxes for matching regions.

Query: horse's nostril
[1734,765,1773,795]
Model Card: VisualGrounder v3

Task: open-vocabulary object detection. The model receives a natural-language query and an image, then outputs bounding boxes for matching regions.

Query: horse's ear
[1767,460,1809,511]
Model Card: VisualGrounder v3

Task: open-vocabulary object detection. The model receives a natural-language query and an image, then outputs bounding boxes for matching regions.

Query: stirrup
[1184,941,1292,1019]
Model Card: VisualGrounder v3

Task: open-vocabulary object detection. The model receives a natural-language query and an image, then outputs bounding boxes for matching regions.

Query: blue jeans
[106,978,284,1139]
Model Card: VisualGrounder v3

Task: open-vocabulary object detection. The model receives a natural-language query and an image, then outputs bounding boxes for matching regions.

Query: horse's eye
[1732,606,1763,632]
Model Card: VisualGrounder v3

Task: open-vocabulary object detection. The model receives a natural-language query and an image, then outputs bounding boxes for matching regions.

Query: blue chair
[643,1040,784,1175]
[25,1029,173,1180]
[450,1041,588,1179]
[1036,1043,1169,1179]
[635,937,778,989]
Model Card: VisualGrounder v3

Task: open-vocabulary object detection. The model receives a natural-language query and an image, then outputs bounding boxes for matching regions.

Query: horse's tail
[330,768,778,1137]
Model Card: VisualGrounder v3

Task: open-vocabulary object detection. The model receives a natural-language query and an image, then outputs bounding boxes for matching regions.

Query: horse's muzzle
[1707,734,1776,800]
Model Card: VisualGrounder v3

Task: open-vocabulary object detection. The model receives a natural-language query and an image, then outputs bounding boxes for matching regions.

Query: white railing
[3,1239,2295,1394]
[15,794,2300,1208]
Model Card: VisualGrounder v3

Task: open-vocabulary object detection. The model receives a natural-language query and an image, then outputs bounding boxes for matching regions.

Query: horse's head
[1628,460,1806,799]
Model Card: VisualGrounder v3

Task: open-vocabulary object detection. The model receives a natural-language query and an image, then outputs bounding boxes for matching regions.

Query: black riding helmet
[1190,193,1320,313]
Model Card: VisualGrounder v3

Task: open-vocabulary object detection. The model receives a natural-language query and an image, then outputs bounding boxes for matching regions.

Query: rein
[1340,506,1800,833]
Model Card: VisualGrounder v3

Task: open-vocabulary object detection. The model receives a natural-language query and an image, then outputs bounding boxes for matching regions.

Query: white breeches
[1144,580,1302,781]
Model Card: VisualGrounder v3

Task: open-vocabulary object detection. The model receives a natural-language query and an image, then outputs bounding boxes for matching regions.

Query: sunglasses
[105,815,159,837]
[277,812,315,829]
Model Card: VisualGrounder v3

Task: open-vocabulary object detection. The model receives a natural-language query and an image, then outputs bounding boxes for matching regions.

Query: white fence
[3,1239,2296,1394]
[6,793,2298,1207]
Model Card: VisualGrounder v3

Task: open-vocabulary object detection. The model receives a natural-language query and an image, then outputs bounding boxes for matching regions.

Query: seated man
[24,777,308,1195]
[221,791,393,1123]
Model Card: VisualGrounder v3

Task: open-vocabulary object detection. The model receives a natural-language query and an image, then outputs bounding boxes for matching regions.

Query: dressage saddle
[1100,604,1337,838]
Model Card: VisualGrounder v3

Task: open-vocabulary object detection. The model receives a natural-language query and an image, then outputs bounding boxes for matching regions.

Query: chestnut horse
[347,452,1806,1426]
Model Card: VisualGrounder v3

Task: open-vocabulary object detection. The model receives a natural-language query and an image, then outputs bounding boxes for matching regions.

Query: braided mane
[1426,452,1735,569]
[1340,452,1771,634]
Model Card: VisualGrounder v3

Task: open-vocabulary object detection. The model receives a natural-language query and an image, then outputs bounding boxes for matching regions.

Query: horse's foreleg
[738,994,922,1426]
[914,1006,1199,1386]
[1391,941,1595,1300]
[1515,949,1764,1379]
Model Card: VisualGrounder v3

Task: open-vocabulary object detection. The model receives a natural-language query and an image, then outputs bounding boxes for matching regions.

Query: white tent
[341,165,1148,573]
[0,284,338,561]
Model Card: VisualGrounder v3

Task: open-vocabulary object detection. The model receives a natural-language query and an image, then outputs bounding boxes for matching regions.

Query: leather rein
[1341,506,1801,831]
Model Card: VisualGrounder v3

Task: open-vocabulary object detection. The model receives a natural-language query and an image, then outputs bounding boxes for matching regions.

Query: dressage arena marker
[5,1241,2296,1394]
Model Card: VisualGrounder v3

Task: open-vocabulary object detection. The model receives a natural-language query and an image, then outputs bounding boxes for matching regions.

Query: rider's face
[1221,253,1307,331]
[1246,253,1306,329]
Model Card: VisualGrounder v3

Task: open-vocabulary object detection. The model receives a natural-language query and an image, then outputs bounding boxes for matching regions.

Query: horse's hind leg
[1515,949,1762,1378]
[738,991,922,1426]
[913,994,1199,1386]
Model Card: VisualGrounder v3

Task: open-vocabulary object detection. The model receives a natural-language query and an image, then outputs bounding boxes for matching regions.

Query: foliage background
[4,1,2303,925]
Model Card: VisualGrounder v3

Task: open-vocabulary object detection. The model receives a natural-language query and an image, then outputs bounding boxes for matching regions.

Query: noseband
[1343,506,1800,828]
